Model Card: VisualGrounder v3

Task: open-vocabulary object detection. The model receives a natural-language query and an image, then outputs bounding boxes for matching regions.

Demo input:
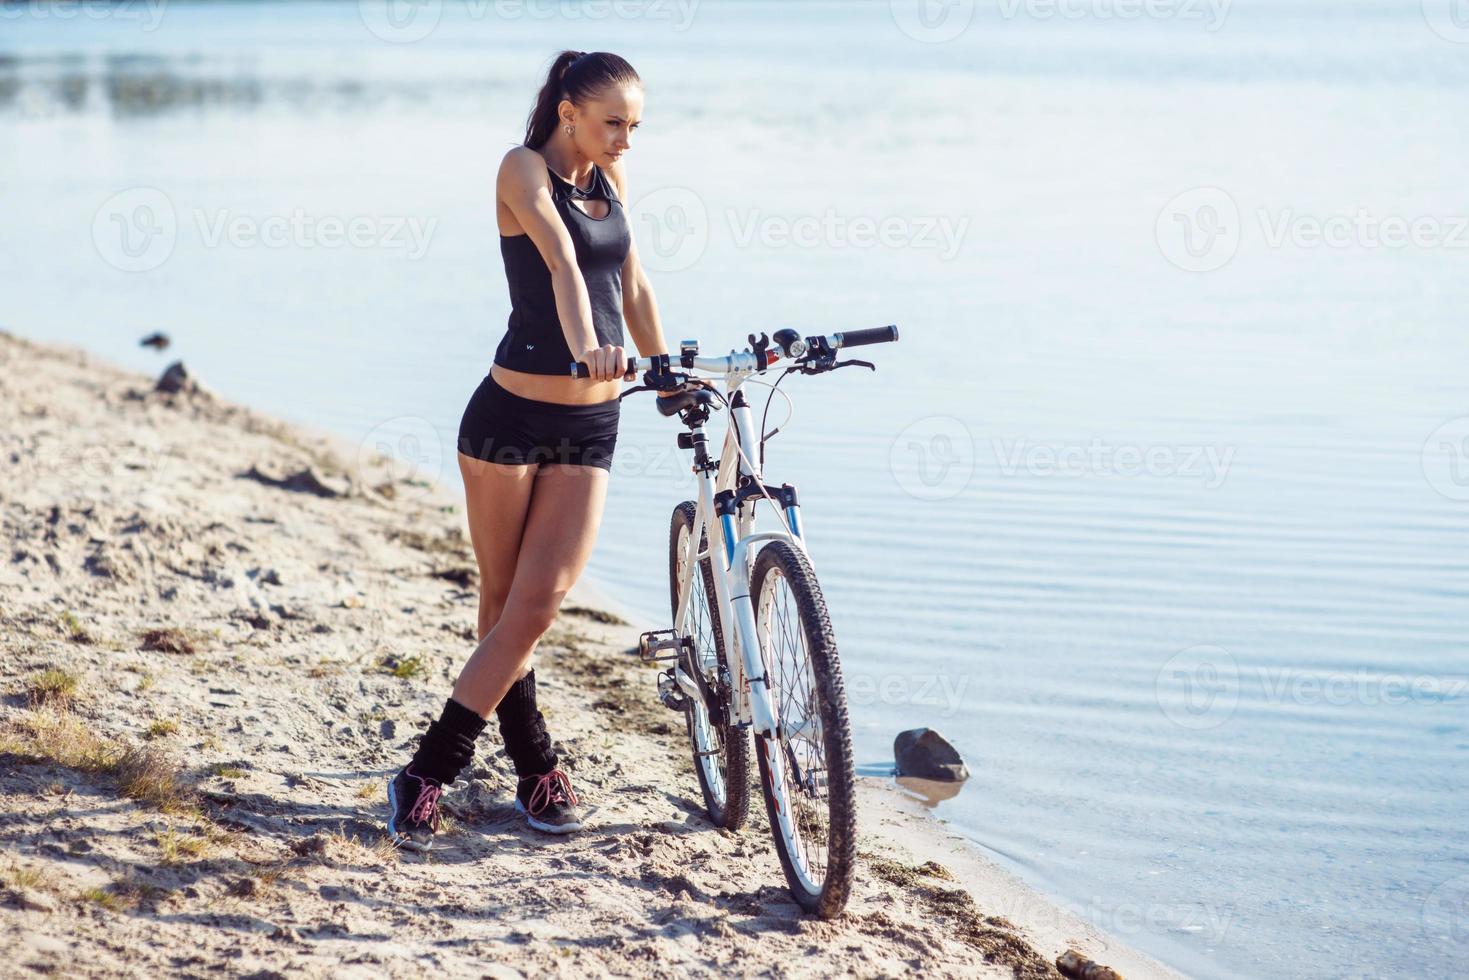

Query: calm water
[4,3,1467,976]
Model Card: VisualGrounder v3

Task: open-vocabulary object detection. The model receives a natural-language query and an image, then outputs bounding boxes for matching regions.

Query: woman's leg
[458,451,539,643]
[449,463,609,716]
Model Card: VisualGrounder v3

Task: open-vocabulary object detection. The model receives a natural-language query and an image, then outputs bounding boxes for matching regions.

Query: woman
[386,50,676,850]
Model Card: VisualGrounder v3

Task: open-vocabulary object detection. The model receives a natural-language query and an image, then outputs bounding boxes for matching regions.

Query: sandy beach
[0,331,1180,978]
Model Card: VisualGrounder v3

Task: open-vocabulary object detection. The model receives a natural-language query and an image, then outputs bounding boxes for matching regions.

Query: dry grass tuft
[144,720,179,740]
[5,863,46,891]
[58,610,92,644]
[80,886,125,911]
[115,744,194,812]
[3,711,199,813]
[155,826,213,865]
[1,708,123,772]
[27,667,80,708]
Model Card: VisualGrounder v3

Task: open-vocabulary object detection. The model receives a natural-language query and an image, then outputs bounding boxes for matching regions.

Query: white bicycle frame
[668,351,813,738]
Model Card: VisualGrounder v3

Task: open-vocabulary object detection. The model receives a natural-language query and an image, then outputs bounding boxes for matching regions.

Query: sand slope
[0,332,1177,978]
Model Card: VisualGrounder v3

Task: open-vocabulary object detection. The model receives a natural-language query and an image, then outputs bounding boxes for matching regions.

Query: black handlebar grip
[835,324,899,348]
[569,358,640,379]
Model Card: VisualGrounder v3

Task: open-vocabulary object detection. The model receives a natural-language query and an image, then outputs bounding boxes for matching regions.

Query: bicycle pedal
[637,628,687,664]
[657,670,690,712]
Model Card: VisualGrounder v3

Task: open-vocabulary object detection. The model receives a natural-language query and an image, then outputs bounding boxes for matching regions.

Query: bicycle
[571,324,899,917]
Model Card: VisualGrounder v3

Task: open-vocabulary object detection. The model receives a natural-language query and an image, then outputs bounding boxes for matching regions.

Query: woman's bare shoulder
[498,145,551,192]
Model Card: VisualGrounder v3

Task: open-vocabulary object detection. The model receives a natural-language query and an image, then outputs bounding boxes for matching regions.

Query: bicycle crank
[657,669,690,712]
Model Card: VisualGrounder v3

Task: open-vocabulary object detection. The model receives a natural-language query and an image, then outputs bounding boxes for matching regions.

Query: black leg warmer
[495,669,558,778]
[408,697,487,785]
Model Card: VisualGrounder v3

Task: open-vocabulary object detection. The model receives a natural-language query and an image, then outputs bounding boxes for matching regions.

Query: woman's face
[563,83,643,166]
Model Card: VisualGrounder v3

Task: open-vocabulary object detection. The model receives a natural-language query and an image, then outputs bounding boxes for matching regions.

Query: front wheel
[750,539,856,918]
[669,501,750,830]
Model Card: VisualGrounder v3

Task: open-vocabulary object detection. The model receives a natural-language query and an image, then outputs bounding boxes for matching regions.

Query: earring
[564,125,574,137]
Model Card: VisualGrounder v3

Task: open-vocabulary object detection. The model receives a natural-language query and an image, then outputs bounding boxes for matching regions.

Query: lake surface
[3,3,1467,975]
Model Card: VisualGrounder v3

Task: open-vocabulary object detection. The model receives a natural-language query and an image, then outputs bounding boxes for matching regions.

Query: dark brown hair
[523,50,641,151]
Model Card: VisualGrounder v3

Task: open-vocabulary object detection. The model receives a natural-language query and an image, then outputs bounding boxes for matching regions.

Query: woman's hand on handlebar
[578,344,627,382]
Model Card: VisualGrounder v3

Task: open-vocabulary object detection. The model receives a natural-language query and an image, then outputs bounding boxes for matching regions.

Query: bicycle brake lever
[834,358,876,372]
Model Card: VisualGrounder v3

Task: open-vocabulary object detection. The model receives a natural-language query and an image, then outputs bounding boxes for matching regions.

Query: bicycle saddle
[655,386,716,417]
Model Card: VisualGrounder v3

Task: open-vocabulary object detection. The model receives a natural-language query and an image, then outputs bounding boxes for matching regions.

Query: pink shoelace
[526,768,579,816]
[404,768,443,831]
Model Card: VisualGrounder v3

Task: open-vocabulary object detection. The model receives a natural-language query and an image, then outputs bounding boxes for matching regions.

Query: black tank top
[494,162,632,375]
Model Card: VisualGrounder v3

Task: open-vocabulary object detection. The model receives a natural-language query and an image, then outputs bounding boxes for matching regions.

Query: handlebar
[833,325,900,348]
[568,324,899,380]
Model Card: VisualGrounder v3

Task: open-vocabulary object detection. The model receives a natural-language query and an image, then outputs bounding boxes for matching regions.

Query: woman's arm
[497,146,624,381]
[608,161,671,362]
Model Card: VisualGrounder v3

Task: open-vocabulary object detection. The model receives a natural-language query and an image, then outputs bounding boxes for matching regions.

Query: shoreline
[0,330,1180,978]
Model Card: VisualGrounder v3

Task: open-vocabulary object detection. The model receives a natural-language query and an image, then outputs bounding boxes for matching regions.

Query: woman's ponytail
[523,50,641,150]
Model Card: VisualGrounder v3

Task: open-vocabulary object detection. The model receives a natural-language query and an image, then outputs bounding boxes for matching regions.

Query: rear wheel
[668,501,750,830]
[751,539,856,918]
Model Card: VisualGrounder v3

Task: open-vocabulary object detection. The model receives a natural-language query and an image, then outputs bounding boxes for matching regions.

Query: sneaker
[514,768,584,834]
[386,765,443,852]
